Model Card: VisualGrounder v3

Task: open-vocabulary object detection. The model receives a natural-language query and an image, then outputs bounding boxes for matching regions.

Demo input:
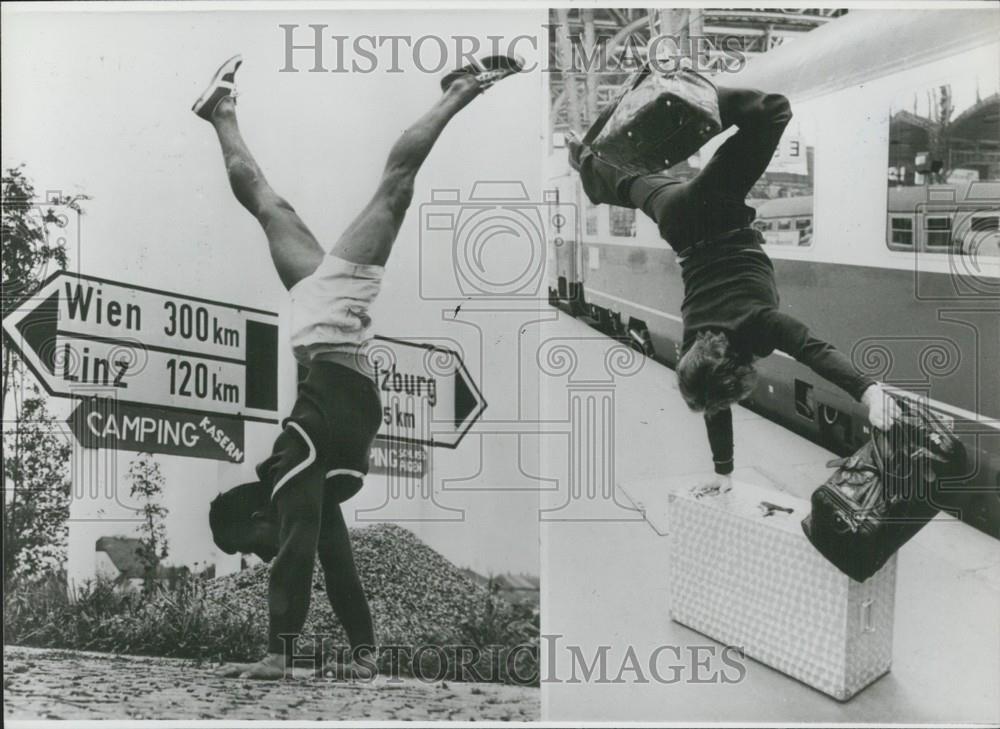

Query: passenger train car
[546,9,1000,537]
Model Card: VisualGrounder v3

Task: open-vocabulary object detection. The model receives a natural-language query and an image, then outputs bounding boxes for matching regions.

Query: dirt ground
[3,646,539,721]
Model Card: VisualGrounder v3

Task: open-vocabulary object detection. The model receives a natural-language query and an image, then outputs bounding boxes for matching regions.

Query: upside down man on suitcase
[568,74,901,486]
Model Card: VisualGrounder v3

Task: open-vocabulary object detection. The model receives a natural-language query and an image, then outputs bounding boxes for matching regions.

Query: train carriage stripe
[584,286,1000,430]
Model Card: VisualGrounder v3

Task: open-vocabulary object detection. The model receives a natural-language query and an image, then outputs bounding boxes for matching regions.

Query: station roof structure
[549,8,847,136]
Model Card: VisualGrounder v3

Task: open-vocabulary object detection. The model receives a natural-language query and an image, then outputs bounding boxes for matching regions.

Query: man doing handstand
[569,76,900,484]
[197,53,522,679]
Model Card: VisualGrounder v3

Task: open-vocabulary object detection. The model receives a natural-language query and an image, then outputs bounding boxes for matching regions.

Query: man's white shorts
[289,254,384,366]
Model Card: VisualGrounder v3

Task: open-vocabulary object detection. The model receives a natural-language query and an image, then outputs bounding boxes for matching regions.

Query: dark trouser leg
[623,88,792,251]
[331,77,482,267]
[574,148,641,209]
[209,97,323,290]
[574,146,693,251]
[317,494,375,658]
[626,174,695,253]
[267,465,326,656]
[690,87,792,199]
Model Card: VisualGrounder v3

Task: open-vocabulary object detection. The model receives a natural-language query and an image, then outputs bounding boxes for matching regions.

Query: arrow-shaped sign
[67,397,246,463]
[3,272,280,423]
[369,336,486,449]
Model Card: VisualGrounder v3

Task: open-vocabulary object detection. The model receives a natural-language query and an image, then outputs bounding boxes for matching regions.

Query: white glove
[862,383,902,431]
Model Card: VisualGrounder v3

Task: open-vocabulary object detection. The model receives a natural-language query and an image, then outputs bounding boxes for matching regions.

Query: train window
[972,215,999,233]
[609,206,636,237]
[886,67,1000,256]
[889,217,914,248]
[925,216,953,248]
[795,218,811,230]
[777,220,792,231]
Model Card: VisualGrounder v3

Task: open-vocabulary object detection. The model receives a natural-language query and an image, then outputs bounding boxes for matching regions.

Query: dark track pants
[268,467,374,657]
[258,362,382,658]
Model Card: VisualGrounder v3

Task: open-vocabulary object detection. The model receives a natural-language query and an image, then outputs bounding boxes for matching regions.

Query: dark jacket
[575,83,875,475]
[694,303,875,475]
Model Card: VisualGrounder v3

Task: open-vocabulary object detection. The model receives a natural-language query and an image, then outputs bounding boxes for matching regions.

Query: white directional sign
[2,272,280,423]
[67,398,246,463]
[369,336,486,449]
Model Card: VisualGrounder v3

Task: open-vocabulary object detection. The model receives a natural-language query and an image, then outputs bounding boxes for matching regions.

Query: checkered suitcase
[668,481,896,701]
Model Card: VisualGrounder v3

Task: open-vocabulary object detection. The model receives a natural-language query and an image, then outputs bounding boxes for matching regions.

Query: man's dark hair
[209,481,271,554]
[677,330,758,414]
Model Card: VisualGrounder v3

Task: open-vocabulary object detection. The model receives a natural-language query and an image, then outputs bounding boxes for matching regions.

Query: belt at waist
[310,346,377,382]
[677,228,764,261]
[677,227,763,260]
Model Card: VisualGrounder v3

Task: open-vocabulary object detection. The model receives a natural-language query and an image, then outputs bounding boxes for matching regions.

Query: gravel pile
[205,524,492,649]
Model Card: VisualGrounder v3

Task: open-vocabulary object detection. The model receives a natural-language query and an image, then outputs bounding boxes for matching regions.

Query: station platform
[539,312,1000,723]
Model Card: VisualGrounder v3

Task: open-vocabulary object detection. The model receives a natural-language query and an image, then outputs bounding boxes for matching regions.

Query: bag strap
[857,427,892,512]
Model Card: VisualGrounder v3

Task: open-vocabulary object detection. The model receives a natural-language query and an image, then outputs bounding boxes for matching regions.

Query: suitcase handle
[758,501,794,518]
[860,598,876,633]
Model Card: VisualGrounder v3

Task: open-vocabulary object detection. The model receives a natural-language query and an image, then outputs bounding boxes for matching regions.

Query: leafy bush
[4,569,539,685]
[4,573,262,663]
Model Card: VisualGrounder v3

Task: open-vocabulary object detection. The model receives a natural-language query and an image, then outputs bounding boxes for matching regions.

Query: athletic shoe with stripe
[440,54,524,93]
[192,54,243,121]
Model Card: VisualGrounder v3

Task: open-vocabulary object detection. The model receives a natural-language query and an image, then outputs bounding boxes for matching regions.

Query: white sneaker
[192,54,243,120]
[440,54,524,93]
